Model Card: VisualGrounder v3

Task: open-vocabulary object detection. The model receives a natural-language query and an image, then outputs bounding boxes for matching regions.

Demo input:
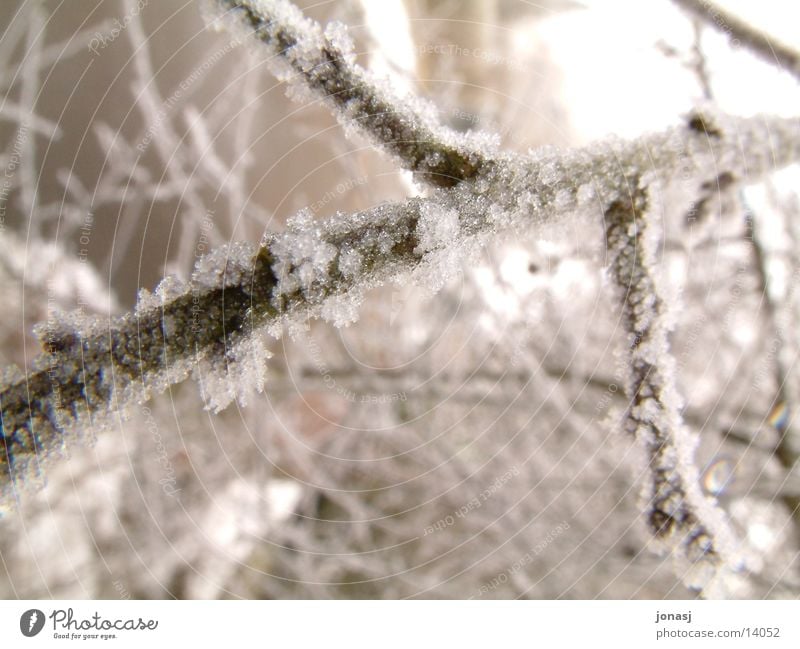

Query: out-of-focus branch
[689,20,714,100]
[745,200,800,531]
[671,0,800,83]
[211,0,494,187]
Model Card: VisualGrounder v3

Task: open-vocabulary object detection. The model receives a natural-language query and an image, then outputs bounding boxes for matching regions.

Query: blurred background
[1,0,799,598]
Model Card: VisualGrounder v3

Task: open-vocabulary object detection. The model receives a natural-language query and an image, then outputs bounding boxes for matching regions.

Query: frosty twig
[3,108,799,515]
[604,184,741,594]
[3,0,800,594]
[672,0,800,83]
[212,0,494,187]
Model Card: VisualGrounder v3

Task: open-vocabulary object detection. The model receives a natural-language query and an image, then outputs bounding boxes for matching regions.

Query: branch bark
[604,183,741,595]
[212,0,494,187]
[3,108,799,509]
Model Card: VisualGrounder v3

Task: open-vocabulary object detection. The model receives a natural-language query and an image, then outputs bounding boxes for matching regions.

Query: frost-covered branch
[671,0,800,83]
[2,107,800,515]
[604,183,743,596]
[209,0,496,187]
[0,197,417,502]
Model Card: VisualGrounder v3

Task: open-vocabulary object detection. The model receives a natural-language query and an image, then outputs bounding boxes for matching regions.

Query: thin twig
[672,0,800,83]
[3,108,799,507]
[744,199,800,533]
[212,0,495,187]
[604,183,741,595]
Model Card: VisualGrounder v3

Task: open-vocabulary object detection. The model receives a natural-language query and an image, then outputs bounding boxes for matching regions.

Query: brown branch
[213,0,493,187]
[3,107,800,511]
[604,184,741,595]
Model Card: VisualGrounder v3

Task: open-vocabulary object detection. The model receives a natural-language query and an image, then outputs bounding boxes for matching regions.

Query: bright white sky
[531,0,800,141]
[361,0,800,142]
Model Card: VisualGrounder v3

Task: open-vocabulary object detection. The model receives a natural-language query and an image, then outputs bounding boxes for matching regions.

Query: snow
[1,0,795,592]
[320,291,364,328]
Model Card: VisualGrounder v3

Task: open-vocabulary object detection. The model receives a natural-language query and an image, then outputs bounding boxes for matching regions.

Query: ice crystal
[195,334,271,412]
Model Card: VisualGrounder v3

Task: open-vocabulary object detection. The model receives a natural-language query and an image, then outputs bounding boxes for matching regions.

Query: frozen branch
[0,197,417,503]
[671,0,800,83]
[604,183,742,596]
[2,105,799,517]
[209,0,495,187]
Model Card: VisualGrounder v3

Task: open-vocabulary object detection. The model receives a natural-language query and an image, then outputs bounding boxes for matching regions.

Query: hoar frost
[271,209,338,297]
[195,335,271,412]
[604,186,744,595]
[414,203,461,254]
